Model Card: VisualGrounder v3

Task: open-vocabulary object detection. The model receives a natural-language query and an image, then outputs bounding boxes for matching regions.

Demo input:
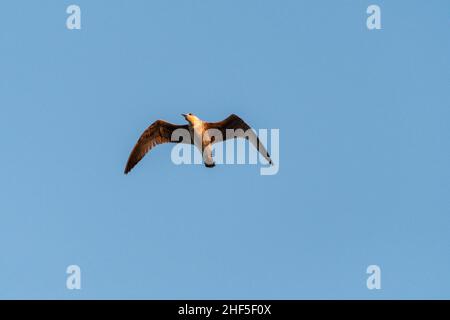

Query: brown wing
[124,120,191,174]
[205,114,273,164]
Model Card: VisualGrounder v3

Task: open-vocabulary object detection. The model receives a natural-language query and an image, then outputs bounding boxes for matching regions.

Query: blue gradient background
[0,0,449,299]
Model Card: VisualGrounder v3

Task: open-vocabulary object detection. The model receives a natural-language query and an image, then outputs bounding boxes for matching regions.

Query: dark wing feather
[124,120,190,174]
[205,114,273,164]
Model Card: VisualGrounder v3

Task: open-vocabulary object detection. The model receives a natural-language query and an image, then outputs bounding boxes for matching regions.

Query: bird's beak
[181,114,187,118]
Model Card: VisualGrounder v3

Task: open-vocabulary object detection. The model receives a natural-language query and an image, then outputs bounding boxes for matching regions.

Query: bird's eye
[188,113,192,115]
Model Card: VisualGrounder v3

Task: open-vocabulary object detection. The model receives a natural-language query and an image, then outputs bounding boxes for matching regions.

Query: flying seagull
[124,113,273,174]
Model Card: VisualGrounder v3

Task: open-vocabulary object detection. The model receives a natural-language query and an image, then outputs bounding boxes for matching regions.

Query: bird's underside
[124,114,272,174]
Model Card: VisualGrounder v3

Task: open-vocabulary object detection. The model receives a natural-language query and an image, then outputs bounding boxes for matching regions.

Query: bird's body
[124,113,272,174]
[187,116,215,167]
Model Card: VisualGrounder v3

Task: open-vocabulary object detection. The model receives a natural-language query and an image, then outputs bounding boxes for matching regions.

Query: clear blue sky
[0,0,449,299]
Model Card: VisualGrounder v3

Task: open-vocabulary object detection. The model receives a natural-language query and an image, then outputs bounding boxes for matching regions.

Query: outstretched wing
[205,114,273,165]
[124,120,191,174]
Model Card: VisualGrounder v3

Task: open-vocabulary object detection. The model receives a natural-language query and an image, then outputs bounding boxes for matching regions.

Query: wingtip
[124,162,134,174]
[267,153,273,166]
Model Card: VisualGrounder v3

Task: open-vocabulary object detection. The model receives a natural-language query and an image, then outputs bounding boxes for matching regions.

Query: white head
[181,113,201,125]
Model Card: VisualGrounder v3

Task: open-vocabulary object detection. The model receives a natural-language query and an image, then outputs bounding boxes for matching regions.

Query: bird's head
[181,113,200,124]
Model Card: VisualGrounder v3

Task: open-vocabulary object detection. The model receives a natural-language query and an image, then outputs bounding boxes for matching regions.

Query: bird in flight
[124,114,273,174]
